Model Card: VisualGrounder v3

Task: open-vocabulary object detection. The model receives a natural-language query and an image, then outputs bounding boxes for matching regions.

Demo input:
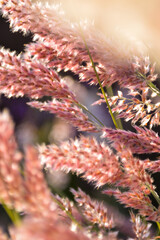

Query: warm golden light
[38,0,160,65]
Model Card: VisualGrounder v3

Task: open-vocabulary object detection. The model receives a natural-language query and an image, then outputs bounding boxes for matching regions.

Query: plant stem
[106,86,123,129]
[81,35,119,129]
[137,72,160,97]
[75,102,104,127]
[51,195,82,229]
[1,199,21,226]
[145,183,160,206]
[150,189,160,206]
[147,81,160,97]
[156,222,160,236]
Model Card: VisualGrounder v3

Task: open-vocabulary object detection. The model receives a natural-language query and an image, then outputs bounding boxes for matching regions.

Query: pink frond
[71,188,115,229]
[0,0,157,89]
[38,136,123,187]
[28,100,98,132]
[102,126,160,154]
[0,48,76,101]
[10,216,90,240]
[130,211,153,240]
[0,110,24,211]
[24,146,56,218]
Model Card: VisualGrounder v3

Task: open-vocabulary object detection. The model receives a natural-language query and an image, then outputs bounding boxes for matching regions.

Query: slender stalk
[12,208,21,226]
[75,102,104,127]
[1,199,21,226]
[81,35,119,129]
[49,184,84,230]
[51,195,82,229]
[147,81,160,97]
[137,72,160,97]
[150,189,160,206]
[145,183,160,206]
[105,86,123,129]
[106,86,114,97]
[0,170,21,226]
[137,184,160,235]
[1,202,16,224]
[143,184,160,234]
[156,222,160,236]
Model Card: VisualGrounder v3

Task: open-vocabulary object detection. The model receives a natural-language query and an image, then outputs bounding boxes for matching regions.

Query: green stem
[12,208,21,226]
[1,202,15,224]
[51,195,82,229]
[147,81,160,97]
[81,35,119,129]
[137,72,160,97]
[146,183,160,206]
[150,189,160,206]
[0,170,21,226]
[106,86,123,129]
[106,86,114,97]
[75,102,104,127]
[133,184,160,235]
[157,222,160,236]
[1,199,21,226]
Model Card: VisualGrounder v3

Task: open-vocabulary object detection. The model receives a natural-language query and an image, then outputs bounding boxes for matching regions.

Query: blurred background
[37,0,160,67]
[0,0,160,238]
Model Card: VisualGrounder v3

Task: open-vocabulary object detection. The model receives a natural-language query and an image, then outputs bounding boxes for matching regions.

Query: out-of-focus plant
[0,0,160,239]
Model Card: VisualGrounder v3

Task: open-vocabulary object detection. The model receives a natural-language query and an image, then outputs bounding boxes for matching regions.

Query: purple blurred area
[0,14,56,144]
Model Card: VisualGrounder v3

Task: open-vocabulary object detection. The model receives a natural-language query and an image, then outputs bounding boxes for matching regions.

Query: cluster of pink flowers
[0,0,160,239]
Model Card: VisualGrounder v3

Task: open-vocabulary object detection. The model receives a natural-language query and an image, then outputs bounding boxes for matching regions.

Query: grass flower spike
[0,0,160,239]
